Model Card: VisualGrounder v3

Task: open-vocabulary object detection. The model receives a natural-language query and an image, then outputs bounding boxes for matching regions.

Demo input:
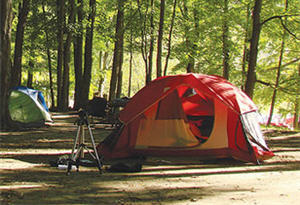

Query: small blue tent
[8,86,52,127]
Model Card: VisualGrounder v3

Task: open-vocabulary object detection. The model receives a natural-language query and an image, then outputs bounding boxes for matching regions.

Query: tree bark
[128,30,133,97]
[294,63,300,129]
[244,0,262,98]
[147,0,154,83]
[0,0,13,130]
[222,0,230,80]
[109,0,125,100]
[267,0,288,126]
[56,0,65,110]
[241,3,251,90]
[156,0,165,78]
[73,0,84,109]
[163,0,177,76]
[81,0,96,106]
[42,4,55,109]
[11,0,30,87]
[26,61,33,88]
[61,0,75,111]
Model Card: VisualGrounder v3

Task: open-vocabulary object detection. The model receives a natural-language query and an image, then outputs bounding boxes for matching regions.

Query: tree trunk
[222,0,230,80]
[147,0,154,83]
[244,0,262,98]
[56,0,65,110]
[241,3,251,90]
[99,50,108,96]
[0,0,13,130]
[81,0,96,106]
[156,0,165,78]
[267,0,288,126]
[116,31,124,99]
[128,31,133,97]
[61,0,75,111]
[42,4,55,109]
[294,63,300,130]
[163,0,177,76]
[11,0,30,87]
[73,0,84,110]
[109,0,125,101]
[27,61,33,88]
[182,0,196,73]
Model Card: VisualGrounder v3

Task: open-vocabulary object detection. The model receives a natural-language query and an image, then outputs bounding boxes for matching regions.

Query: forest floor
[0,112,300,205]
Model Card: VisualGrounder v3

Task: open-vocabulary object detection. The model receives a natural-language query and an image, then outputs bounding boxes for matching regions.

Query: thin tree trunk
[294,63,300,129]
[128,31,133,97]
[109,0,125,100]
[147,0,154,83]
[27,61,33,88]
[0,0,13,129]
[244,0,262,98]
[241,3,251,90]
[163,0,177,76]
[61,0,75,111]
[156,0,165,78]
[267,0,288,126]
[222,0,230,80]
[42,4,55,109]
[56,0,65,110]
[11,0,30,87]
[182,0,195,73]
[73,0,84,109]
[82,0,96,106]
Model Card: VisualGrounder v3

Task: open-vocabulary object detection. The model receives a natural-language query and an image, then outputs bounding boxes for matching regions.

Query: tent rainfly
[97,73,274,164]
[8,86,52,127]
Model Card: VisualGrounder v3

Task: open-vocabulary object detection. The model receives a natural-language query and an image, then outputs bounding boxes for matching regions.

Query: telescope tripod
[67,110,102,175]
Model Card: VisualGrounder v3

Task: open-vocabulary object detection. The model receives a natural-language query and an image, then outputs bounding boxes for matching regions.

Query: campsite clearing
[0,113,300,205]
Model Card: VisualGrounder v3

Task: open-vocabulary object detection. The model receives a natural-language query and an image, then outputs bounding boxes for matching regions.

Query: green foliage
[11,0,300,122]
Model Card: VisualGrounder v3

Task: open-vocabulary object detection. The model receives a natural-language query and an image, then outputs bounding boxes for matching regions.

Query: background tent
[8,86,52,127]
[97,73,274,164]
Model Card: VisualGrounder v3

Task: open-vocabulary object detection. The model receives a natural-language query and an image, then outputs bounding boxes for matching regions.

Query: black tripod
[67,110,102,175]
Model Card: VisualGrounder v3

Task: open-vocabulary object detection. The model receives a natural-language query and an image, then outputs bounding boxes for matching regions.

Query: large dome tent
[97,73,274,164]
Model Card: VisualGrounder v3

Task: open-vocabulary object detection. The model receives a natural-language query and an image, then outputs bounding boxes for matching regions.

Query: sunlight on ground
[0,149,71,156]
[0,183,47,190]
[0,159,43,170]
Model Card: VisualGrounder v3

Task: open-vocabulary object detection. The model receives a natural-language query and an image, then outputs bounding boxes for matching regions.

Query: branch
[267,58,300,70]
[280,18,300,40]
[256,79,297,95]
[261,14,300,40]
[260,14,299,26]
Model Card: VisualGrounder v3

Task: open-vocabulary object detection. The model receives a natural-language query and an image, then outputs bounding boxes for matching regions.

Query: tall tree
[73,0,84,109]
[241,3,251,89]
[294,63,300,129]
[0,0,13,129]
[42,3,55,109]
[156,0,165,78]
[11,0,30,87]
[244,0,262,98]
[147,0,154,82]
[222,0,230,79]
[61,0,75,111]
[163,0,177,76]
[81,0,96,105]
[267,0,289,126]
[109,0,125,100]
[56,0,65,110]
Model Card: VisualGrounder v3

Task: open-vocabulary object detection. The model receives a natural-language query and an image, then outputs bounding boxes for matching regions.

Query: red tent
[97,73,274,163]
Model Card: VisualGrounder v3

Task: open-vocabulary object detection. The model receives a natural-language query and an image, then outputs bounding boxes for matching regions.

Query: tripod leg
[87,125,102,173]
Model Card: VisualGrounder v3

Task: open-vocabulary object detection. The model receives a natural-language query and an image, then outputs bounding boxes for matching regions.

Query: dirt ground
[1,112,300,205]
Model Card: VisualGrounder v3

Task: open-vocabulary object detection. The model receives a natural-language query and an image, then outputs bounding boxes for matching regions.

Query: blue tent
[8,86,52,127]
